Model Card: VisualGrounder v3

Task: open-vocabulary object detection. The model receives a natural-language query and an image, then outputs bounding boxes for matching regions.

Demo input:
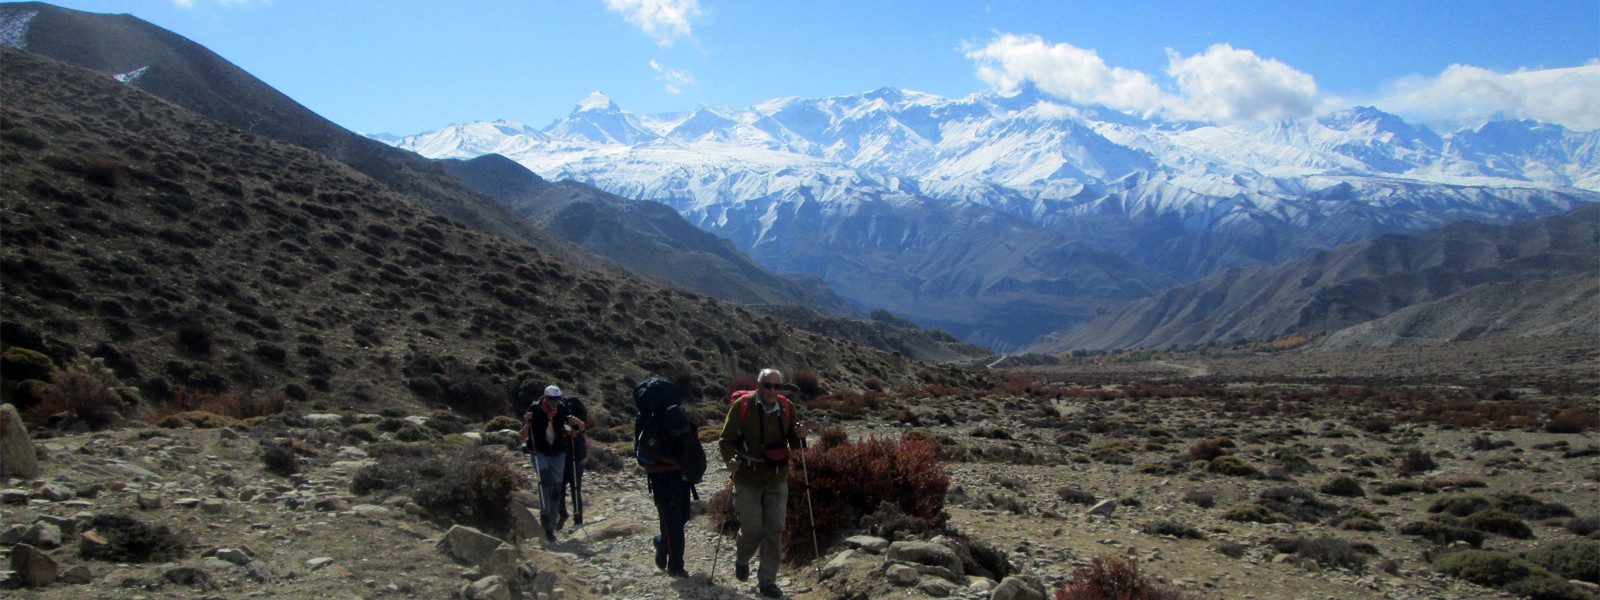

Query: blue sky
[33,0,1600,134]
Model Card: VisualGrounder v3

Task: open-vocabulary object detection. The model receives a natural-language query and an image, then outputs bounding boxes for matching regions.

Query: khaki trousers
[733,480,787,585]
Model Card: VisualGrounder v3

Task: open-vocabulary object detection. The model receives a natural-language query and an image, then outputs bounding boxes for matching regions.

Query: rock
[32,482,73,501]
[35,514,76,536]
[1,523,27,544]
[306,557,335,571]
[312,496,349,512]
[0,488,29,504]
[174,497,202,509]
[304,414,344,427]
[919,578,959,597]
[887,563,921,586]
[969,578,997,592]
[136,493,163,510]
[80,530,108,555]
[886,541,963,577]
[437,525,519,581]
[244,561,273,583]
[11,543,59,587]
[23,521,62,549]
[464,575,513,600]
[59,564,92,584]
[845,535,890,553]
[163,566,218,590]
[1085,500,1117,518]
[199,499,227,514]
[822,549,854,580]
[215,548,254,566]
[992,576,1046,600]
[0,404,40,479]
[912,563,964,583]
[101,461,160,481]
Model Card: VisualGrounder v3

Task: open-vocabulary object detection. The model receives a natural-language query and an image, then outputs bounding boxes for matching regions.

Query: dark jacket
[525,398,577,457]
[718,392,802,487]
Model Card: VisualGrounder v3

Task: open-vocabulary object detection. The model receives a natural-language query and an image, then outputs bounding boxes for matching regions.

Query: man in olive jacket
[718,368,807,599]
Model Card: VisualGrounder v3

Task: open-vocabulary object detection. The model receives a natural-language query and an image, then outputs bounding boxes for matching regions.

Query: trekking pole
[797,433,821,576]
[710,516,726,584]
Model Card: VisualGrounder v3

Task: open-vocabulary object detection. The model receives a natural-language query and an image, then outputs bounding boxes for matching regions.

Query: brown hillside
[0,46,947,420]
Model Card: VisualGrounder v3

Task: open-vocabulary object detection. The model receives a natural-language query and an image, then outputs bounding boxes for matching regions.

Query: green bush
[1401,517,1484,547]
[1207,455,1258,476]
[481,415,520,432]
[79,514,190,563]
[1376,480,1438,496]
[1432,550,1561,590]
[1223,504,1289,524]
[1430,494,1493,517]
[1,346,56,382]
[260,439,300,477]
[1524,540,1600,584]
[1319,475,1365,497]
[1466,510,1534,539]
[1258,486,1339,523]
[1142,520,1205,540]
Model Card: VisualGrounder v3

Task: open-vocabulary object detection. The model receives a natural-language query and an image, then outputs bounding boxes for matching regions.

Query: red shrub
[779,435,950,561]
[1546,406,1598,434]
[1056,555,1192,600]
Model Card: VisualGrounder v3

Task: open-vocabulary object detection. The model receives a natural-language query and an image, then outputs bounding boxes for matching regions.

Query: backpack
[561,396,589,461]
[730,390,793,433]
[633,377,707,485]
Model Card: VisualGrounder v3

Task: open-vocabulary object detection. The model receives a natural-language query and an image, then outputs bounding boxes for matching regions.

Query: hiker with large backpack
[521,384,585,542]
[633,376,706,578]
[718,368,808,599]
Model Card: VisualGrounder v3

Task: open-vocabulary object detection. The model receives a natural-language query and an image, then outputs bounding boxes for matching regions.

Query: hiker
[554,392,589,526]
[634,376,705,578]
[719,368,807,599]
[522,384,584,542]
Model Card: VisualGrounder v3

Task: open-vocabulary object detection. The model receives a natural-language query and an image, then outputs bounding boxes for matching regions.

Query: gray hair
[758,368,783,383]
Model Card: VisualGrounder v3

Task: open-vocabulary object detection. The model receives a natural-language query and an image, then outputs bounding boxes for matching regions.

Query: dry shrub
[1056,555,1191,600]
[809,391,881,416]
[1546,406,1599,434]
[25,366,126,430]
[79,513,190,563]
[260,439,300,477]
[792,370,821,396]
[407,447,530,534]
[818,425,849,450]
[1186,438,1231,462]
[782,435,949,561]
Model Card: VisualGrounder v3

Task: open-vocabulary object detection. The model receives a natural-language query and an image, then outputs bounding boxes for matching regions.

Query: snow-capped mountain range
[383,86,1599,349]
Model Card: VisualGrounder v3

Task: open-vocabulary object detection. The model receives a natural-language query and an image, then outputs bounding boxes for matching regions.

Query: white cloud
[1371,64,1600,131]
[1164,43,1317,122]
[650,59,695,94]
[965,34,1164,116]
[966,35,1318,123]
[604,0,702,47]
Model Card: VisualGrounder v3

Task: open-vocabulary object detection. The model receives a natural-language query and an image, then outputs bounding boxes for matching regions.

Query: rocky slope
[1028,204,1600,353]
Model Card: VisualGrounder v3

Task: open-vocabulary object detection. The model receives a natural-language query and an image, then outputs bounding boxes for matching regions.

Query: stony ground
[3,341,1597,599]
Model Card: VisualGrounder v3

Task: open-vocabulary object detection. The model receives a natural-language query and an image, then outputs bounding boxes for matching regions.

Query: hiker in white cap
[521,383,585,542]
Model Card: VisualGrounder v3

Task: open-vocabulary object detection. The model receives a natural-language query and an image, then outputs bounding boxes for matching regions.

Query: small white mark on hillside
[114,66,151,85]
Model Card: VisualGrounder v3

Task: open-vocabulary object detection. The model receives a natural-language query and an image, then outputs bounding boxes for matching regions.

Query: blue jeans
[533,451,567,526]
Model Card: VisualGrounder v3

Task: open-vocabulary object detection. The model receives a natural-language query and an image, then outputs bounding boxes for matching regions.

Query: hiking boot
[543,527,556,543]
[666,568,690,578]
[758,582,783,598]
[555,514,567,531]
[652,536,666,570]
[734,563,749,582]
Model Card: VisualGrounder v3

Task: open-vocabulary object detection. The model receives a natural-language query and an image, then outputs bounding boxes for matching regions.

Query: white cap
[544,385,562,398]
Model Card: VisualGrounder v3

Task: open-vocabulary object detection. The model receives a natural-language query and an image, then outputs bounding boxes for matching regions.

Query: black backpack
[633,377,707,486]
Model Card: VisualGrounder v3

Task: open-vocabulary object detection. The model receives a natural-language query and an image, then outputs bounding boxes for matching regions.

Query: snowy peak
[575,91,617,113]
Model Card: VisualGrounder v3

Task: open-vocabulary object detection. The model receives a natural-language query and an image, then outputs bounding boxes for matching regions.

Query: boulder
[887,563,921,586]
[886,541,963,578]
[821,549,854,580]
[438,525,519,581]
[844,535,890,553]
[11,543,58,587]
[1085,499,1117,518]
[919,578,959,597]
[23,521,62,549]
[992,576,1046,600]
[0,404,39,479]
[464,575,514,600]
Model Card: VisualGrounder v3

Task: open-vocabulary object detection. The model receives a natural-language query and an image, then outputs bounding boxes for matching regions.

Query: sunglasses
[760,383,781,390]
